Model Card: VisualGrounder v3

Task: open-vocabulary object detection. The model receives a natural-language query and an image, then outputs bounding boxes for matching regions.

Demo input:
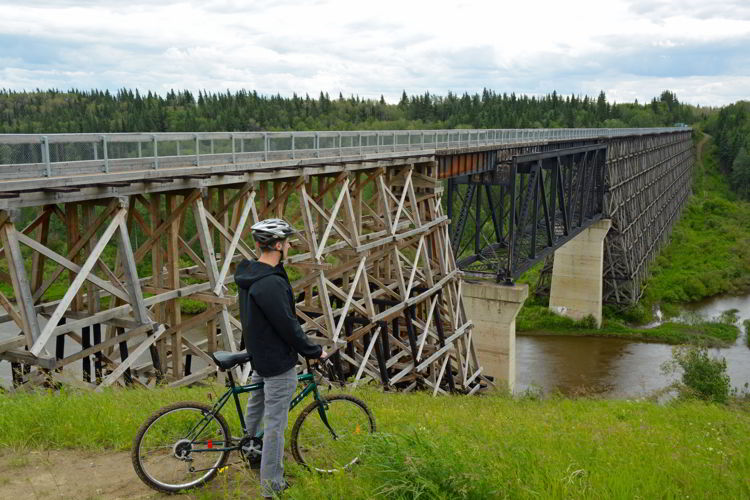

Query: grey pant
[244,366,298,496]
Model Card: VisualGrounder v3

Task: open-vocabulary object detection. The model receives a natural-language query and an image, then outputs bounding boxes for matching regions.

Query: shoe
[262,481,290,499]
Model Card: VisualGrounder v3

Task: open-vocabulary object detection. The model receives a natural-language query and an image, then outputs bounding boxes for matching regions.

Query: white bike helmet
[251,218,298,248]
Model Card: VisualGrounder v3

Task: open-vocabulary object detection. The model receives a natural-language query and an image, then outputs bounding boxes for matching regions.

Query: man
[235,218,327,498]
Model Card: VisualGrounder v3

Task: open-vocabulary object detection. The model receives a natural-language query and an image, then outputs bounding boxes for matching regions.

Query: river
[516,294,750,397]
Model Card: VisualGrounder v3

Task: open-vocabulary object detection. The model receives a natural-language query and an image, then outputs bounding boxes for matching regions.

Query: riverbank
[0,385,749,499]
[517,303,739,347]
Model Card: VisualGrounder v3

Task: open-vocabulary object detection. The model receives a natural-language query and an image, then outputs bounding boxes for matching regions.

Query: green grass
[1,386,749,499]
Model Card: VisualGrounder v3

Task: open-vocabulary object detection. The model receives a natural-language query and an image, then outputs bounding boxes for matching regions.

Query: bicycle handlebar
[305,357,343,387]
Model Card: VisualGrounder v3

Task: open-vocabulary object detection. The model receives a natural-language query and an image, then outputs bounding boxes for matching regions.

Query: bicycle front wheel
[131,401,231,493]
[291,394,375,472]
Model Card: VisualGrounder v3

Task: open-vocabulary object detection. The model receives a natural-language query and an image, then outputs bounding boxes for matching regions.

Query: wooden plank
[181,336,216,366]
[16,232,131,303]
[315,178,349,260]
[332,256,367,342]
[166,193,182,378]
[316,270,337,336]
[96,324,166,389]
[0,335,26,353]
[59,324,152,366]
[193,197,239,360]
[177,235,208,272]
[353,327,380,387]
[118,216,151,326]
[168,366,215,388]
[391,167,413,233]
[306,190,355,253]
[30,207,52,295]
[213,190,254,295]
[298,186,320,258]
[432,354,450,396]
[47,282,211,338]
[141,286,235,305]
[133,189,200,265]
[0,289,25,332]
[203,210,256,260]
[0,349,56,369]
[415,295,438,362]
[1,223,42,348]
[404,235,425,298]
[32,199,119,303]
[31,209,125,356]
[388,321,471,385]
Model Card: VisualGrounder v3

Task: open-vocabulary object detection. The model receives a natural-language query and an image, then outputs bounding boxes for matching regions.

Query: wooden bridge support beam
[0,161,485,395]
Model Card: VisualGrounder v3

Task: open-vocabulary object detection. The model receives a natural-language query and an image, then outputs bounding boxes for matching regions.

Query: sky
[0,0,748,107]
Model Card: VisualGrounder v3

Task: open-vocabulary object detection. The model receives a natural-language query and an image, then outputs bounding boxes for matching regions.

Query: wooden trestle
[0,158,487,394]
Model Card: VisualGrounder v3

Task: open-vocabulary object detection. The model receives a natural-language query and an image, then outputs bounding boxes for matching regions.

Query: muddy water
[516,294,750,397]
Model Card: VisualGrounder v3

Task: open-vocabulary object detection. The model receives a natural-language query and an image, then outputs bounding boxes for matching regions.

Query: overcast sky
[1,0,748,106]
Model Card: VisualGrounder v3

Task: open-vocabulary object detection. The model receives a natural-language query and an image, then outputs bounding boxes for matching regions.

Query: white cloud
[0,0,748,106]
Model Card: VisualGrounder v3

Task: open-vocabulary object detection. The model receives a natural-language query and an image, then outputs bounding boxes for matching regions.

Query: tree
[730,146,750,199]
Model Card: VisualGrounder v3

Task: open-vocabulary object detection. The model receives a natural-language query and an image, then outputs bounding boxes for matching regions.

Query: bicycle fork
[314,393,339,440]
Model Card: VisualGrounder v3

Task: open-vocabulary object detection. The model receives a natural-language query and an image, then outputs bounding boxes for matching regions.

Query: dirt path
[0,449,261,500]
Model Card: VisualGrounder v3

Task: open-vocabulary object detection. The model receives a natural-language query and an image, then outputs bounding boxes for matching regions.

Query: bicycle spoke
[292,395,375,472]
[132,403,231,493]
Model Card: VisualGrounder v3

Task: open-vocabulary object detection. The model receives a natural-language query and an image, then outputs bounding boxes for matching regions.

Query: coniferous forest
[2,88,749,201]
[0,88,697,134]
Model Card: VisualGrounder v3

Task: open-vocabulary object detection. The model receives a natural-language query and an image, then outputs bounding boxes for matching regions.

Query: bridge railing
[0,127,687,177]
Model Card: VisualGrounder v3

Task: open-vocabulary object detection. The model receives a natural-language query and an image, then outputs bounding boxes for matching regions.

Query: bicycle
[131,350,376,494]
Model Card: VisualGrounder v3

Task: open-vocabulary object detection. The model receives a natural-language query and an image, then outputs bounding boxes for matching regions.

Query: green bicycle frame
[186,369,336,454]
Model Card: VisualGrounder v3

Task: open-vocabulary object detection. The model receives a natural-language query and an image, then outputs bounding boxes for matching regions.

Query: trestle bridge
[0,127,694,392]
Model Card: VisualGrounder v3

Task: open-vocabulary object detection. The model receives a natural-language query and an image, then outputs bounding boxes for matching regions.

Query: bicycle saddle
[211,351,252,371]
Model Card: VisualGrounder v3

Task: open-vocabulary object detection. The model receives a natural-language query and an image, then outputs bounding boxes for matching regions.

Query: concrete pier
[549,219,612,327]
[461,281,528,391]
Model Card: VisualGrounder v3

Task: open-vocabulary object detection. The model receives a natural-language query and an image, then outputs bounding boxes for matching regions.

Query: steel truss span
[446,144,606,282]
[534,130,695,305]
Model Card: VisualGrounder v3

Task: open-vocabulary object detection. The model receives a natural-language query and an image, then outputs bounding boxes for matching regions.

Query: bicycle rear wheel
[131,401,231,493]
[290,394,375,472]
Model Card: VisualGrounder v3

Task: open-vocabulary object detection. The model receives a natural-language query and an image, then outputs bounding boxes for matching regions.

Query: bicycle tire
[131,401,231,493]
[290,394,375,472]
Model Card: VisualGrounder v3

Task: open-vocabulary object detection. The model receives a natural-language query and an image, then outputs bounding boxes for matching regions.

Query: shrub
[718,308,740,325]
[744,319,750,347]
[663,347,731,404]
[576,315,598,329]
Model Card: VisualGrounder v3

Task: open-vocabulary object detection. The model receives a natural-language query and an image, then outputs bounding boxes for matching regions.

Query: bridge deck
[0,128,682,207]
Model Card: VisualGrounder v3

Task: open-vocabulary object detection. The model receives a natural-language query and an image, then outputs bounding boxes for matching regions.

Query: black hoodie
[235,259,322,377]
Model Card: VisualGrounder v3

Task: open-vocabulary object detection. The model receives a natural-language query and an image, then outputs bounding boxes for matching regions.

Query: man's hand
[320,350,328,360]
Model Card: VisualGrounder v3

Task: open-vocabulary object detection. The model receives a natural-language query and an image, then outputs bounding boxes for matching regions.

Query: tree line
[0,88,699,134]
[706,101,750,200]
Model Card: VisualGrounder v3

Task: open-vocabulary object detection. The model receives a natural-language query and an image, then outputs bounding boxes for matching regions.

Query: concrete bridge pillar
[461,281,528,391]
[549,218,612,327]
